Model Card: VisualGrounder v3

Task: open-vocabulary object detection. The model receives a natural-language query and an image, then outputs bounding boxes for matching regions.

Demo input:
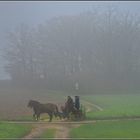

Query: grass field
[0,121,32,138]
[70,120,140,138]
[1,88,140,138]
[81,94,140,119]
[69,93,140,138]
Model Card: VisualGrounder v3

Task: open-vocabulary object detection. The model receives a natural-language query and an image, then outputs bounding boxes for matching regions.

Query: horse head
[28,100,40,108]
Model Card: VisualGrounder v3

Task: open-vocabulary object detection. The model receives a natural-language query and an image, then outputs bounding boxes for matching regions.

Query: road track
[81,99,103,111]
[4,117,140,125]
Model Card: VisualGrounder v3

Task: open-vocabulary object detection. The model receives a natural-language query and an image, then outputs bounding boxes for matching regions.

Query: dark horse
[28,100,59,122]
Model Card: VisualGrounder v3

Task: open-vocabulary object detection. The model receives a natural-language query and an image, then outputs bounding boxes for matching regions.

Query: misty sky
[0,1,140,79]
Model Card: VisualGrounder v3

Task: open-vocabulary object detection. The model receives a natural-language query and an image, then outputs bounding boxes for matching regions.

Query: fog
[1,1,140,120]
[1,2,140,95]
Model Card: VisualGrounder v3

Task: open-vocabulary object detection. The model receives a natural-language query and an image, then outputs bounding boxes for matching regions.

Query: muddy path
[21,123,80,139]
[55,124,80,138]
[22,124,49,139]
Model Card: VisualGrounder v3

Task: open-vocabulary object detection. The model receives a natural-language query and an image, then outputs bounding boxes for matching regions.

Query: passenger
[66,96,74,111]
[75,96,80,110]
[67,96,74,106]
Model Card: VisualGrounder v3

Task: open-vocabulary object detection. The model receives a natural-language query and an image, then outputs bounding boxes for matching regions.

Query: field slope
[82,94,140,119]
[0,122,32,138]
[70,120,140,138]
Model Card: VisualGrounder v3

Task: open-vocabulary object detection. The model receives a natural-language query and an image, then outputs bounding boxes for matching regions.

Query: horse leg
[57,114,61,120]
[33,112,38,120]
[55,112,61,120]
[49,113,53,122]
[33,113,35,119]
[36,113,40,121]
[54,112,57,118]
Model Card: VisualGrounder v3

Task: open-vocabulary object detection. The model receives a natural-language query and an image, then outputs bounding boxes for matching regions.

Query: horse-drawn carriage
[61,96,86,121]
[28,96,86,122]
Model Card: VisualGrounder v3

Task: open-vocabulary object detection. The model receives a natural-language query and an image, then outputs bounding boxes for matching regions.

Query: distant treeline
[3,8,140,92]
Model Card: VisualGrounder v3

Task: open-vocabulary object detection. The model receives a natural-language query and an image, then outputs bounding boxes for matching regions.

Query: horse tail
[55,105,59,113]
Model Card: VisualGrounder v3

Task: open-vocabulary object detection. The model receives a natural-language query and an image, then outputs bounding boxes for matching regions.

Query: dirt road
[21,123,80,139]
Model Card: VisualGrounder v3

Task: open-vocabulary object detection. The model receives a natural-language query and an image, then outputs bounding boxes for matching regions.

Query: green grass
[39,129,56,138]
[70,120,140,138]
[0,122,32,138]
[81,94,140,119]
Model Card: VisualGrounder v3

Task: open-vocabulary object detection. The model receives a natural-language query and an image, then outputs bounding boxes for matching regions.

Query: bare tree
[3,8,140,91]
